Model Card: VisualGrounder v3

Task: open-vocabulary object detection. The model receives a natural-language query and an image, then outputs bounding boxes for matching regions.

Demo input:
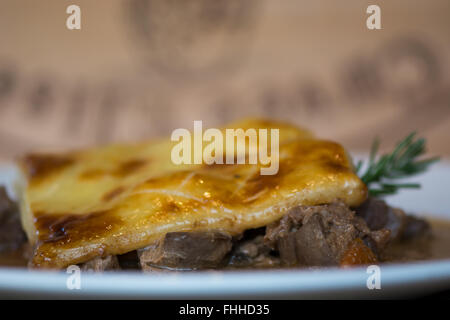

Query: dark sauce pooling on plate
[381,219,450,263]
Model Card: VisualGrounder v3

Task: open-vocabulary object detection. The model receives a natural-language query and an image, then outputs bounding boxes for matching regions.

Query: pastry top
[18,119,367,268]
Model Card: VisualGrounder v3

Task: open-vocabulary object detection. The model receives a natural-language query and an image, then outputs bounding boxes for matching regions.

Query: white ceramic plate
[0,161,449,299]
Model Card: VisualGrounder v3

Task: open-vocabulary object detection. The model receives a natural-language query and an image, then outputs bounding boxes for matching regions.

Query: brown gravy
[382,219,450,263]
[1,219,450,269]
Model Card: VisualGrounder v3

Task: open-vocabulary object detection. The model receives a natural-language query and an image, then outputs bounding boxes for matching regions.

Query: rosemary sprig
[356,132,439,196]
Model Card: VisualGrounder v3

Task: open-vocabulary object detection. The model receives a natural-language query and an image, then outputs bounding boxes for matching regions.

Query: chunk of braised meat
[80,255,120,272]
[355,197,389,230]
[138,231,233,271]
[356,197,430,242]
[228,228,280,268]
[0,187,27,253]
[265,201,390,267]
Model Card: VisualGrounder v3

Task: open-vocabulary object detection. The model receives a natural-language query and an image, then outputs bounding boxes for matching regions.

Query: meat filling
[356,197,431,242]
[228,228,280,268]
[137,201,393,270]
[138,231,233,271]
[0,187,27,253]
[264,201,390,267]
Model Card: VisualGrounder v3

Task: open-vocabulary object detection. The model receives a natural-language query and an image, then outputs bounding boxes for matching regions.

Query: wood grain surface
[0,0,449,161]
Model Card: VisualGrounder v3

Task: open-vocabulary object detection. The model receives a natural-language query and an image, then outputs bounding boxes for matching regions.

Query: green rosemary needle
[355,132,439,196]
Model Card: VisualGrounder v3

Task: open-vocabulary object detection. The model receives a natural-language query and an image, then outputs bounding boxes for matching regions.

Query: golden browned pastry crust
[18,119,367,268]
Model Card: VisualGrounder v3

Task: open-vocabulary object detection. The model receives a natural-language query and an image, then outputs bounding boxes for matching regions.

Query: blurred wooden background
[0,0,449,161]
